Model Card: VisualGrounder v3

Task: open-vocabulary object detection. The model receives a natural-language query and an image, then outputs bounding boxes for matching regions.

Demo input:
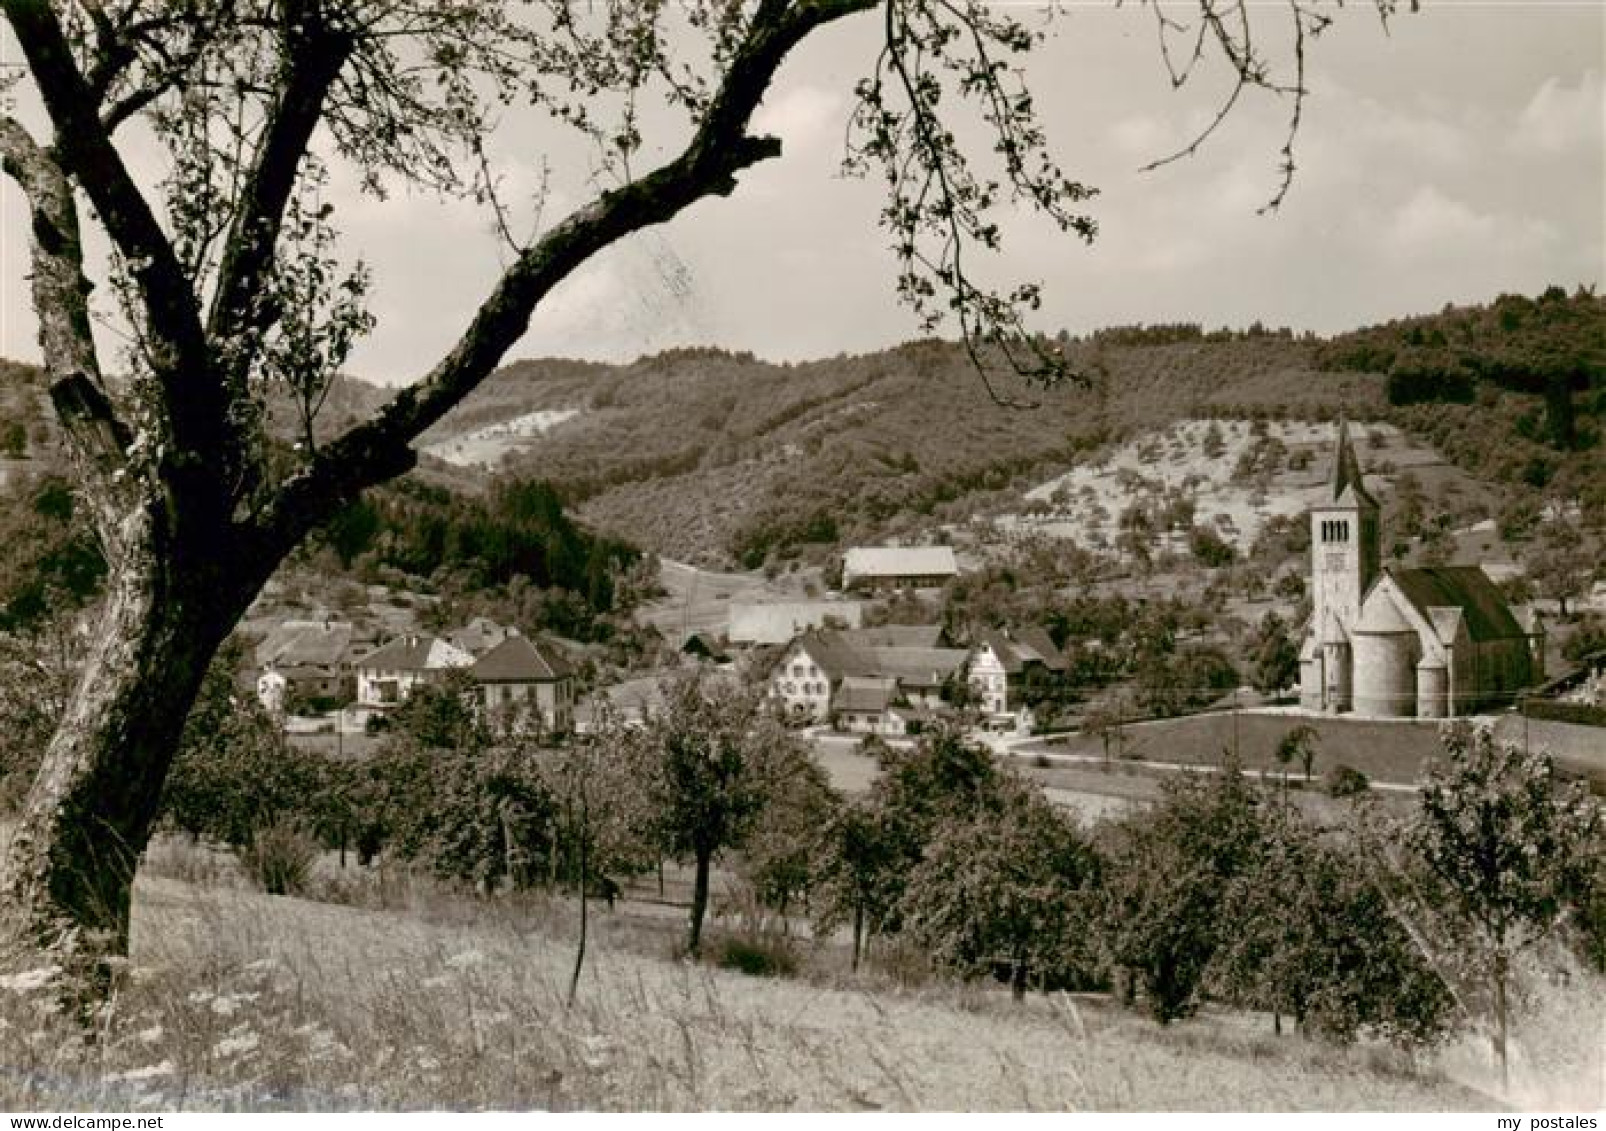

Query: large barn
[1298,422,1544,718]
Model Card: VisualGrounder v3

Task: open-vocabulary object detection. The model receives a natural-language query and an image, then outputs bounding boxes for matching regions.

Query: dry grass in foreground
[4,863,1577,1113]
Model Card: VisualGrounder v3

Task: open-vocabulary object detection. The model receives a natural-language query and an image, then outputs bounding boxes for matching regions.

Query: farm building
[253,619,364,712]
[1298,421,1542,717]
[768,629,967,730]
[841,545,959,591]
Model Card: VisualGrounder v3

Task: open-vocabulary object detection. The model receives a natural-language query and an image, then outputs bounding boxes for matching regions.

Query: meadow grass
[4,853,1572,1113]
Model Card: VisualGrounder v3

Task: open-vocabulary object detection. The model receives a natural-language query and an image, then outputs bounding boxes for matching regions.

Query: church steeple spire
[1328,416,1377,508]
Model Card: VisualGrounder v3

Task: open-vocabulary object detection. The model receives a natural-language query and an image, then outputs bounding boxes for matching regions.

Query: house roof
[355,635,474,673]
[729,600,862,645]
[835,676,900,713]
[447,617,515,656]
[842,546,958,583]
[783,631,966,688]
[864,646,968,688]
[1327,417,1378,510]
[679,631,728,660]
[470,635,572,683]
[790,632,871,681]
[256,620,355,669]
[978,626,1065,673]
[1386,566,1527,643]
[838,624,944,648]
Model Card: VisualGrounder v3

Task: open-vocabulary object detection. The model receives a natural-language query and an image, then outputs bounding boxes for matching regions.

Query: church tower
[1305,419,1380,711]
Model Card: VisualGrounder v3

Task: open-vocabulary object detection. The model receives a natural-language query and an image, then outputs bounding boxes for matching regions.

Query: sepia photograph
[0,0,1602,1115]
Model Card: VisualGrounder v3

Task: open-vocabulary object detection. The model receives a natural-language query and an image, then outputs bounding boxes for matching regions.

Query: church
[1297,422,1544,718]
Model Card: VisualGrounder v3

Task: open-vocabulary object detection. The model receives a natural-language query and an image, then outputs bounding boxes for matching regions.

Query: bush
[716,935,798,978]
[239,821,319,896]
[1326,764,1370,798]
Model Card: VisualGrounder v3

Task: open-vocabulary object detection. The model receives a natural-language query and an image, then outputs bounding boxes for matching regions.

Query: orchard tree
[1408,723,1602,1093]
[640,671,810,957]
[1208,817,1451,1045]
[813,796,900,972]
[0,0,1415,991]
[1100,761,1267,1023]
[900,775,1101,1000]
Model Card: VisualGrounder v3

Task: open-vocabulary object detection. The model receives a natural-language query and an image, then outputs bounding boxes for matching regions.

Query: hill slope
[406,290,1601,567]
[0,865,1529,1112]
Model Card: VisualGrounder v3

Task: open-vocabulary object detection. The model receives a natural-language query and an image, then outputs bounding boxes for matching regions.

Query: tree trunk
[0,527,249,999]
[568,813,588,1009]
[688,847,712,958]
[851,901,864,973]
[1494,949,1510,1095]
[1010,954,1028,1002]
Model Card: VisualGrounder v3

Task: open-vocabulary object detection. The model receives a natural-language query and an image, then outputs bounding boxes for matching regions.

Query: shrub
[239,821,319,896]
[1326,764,1370,798]
[716,935,798,978]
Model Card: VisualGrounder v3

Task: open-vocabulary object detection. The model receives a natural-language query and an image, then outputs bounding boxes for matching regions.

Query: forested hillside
[425,337,1379,565]
[394,288,1600,567]
[1321,286,1604,515]
[4,286,1601,573]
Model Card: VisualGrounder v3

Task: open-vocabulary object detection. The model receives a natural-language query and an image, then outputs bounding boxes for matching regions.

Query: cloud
[753,83,846,155]
[1383,186,1557,260]
[1513,71,1604,156]
[1108,114,1168,159]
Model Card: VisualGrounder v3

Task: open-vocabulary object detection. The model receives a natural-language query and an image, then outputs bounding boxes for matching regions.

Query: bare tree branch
[206,1,356,360]
[3,0,211,447]
[0,112,132,545]
[247,0,881,555]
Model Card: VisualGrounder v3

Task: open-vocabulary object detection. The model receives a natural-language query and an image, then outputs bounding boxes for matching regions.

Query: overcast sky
[2,3,1602,386]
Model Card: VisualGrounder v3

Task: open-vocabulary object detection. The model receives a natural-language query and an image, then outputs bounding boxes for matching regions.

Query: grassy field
[1032,711,1451,787]
[1,865,1561,1113]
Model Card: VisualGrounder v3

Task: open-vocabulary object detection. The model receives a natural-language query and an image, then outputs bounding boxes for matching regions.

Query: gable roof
[470,634,572,682]
[355,635,474,673]
[835,676,900,714]
[978,626,1066,673]
[782,631,966,687]
[788,632,872,681]
[447,617,516,656]
[837,624,944,648]
[842,546,958,583]
[1386,565,1526,643]
[256,620,355,669]
[1326,417,1378,510]
[680,631,729,661]
[863,646,969,688]
[729,600,862,645]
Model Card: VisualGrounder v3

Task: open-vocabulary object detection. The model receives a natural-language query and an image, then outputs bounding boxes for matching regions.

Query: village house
[353,633,475,708]
[470,633,574,734]
[968,626,1067,720]
[253,619,363,713]
[841,545,959,591]
[1298,421,1543,717]
[768,628,966,731]
[727,599,863,646]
